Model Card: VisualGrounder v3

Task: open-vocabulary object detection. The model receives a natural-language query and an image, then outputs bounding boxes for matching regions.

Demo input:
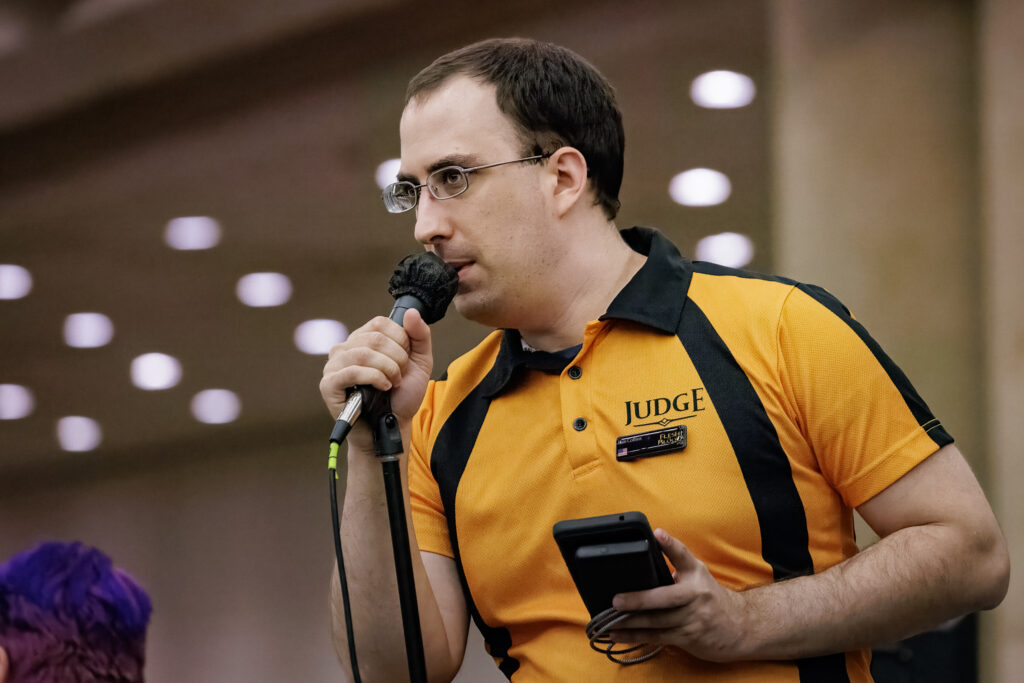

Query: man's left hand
[608,529,750,663]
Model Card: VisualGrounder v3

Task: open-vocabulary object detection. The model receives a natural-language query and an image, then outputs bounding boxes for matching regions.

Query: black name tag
[615,425,687,461]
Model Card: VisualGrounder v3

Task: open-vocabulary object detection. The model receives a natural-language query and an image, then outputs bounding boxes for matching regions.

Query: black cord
[585,607,664,665]
[329,465,361,683]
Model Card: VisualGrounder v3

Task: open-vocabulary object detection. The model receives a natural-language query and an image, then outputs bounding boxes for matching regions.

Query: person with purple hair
[0,541,152,683]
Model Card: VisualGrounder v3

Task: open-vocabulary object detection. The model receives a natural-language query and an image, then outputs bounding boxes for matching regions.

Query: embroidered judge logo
[624,388,706,426]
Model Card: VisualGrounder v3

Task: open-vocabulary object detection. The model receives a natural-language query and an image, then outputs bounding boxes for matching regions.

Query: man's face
[398,76,560,328]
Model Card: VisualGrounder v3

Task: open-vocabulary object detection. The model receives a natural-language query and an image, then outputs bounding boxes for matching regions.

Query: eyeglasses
[382,154,550,214]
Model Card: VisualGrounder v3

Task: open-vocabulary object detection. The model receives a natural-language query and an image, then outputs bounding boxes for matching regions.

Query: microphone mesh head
[387,252,459,324]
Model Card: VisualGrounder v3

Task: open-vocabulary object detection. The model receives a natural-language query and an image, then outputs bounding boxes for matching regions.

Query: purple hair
[0,542,152,683]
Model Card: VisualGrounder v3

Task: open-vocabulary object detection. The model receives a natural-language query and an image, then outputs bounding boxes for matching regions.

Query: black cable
[329,462,361,683]
[328,395,361,683]
[585,607,664,665]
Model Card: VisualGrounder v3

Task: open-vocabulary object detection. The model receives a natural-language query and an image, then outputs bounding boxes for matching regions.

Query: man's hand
[319,308,433,449]
[608,529,749,663]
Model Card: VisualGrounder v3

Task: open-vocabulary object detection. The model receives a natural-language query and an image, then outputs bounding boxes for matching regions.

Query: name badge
[615,425,686,461]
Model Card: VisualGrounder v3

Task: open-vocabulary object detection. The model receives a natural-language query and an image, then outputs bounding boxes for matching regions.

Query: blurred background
[0,0,1020,681]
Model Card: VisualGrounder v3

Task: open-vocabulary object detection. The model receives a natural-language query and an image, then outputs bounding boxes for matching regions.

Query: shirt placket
[560,320,604,475]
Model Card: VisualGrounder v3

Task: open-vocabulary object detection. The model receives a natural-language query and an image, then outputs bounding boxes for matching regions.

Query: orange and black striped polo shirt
[409,227,952,682]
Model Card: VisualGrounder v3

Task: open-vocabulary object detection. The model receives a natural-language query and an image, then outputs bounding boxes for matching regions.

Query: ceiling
[0,0,770,484]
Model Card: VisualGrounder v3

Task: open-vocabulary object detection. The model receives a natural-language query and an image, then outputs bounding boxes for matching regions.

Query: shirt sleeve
[408,379,454,558]
[776,284,954,508]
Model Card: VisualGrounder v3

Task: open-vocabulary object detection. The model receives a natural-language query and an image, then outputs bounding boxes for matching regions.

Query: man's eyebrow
[396,154,480,184]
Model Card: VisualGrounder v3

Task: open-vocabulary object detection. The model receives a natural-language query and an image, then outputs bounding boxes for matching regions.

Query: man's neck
[518,225,646,352]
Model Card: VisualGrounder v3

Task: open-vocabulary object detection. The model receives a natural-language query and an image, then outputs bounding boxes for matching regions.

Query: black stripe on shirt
[678,299,850,682]
[431,368,521,679]
[795,283,953,449]
[688,260,952,447]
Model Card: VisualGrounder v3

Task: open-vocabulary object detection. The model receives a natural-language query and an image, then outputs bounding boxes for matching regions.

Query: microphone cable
[329,393,362,683]
[586,607,664,665]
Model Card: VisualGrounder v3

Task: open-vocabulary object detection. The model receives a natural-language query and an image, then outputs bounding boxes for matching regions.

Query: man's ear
[547,146,589,217]
[0,644,9,683]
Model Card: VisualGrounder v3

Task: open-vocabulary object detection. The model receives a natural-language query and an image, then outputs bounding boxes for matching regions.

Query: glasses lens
[428,167,468,199]
[384,182,417,213]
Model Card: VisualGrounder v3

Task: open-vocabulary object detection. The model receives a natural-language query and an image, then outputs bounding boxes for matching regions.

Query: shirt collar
[480,227,692,398]
[601,226,692,333]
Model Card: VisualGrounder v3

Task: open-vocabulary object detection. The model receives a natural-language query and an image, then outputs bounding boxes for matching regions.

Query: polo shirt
[408,227,952,681]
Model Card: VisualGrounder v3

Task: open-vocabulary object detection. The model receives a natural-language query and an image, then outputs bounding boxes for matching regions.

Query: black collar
[479,227,692,398]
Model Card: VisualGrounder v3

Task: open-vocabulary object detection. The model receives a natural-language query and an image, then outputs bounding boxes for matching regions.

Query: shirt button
[568,365,582,379]
[573,417,587,431]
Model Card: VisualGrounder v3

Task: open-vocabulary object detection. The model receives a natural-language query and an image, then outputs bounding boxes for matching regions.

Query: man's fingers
[612,530,703,611]
[342,323,410,358]
[324,346,403,385]
[609,607,681,631]
[613,582,691,612]
[322,365,395,393]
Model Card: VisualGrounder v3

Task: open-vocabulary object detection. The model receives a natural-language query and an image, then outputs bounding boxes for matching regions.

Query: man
[321,38,1009,681]
[0,541,152,683]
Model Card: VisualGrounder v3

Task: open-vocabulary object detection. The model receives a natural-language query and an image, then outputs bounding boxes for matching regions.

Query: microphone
[329,252,458,444]
[387,252,460,326]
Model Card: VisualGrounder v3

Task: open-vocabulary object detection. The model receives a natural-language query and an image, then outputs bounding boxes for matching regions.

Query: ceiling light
[690,70,756,109]
[64,312,115,348]
[236,272,292,307]
[191,389,241,424]
[0,264,32,299]
[669,168,732,207]
[164,216,222,250]
[294,319,348,355]
[131,352,182,390]
[57,416,102,452]
[0,384,34,420]
[695,232,755,268]
[375,158,402,189]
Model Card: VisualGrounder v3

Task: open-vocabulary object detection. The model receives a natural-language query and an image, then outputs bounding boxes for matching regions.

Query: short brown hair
[407,38,625,219]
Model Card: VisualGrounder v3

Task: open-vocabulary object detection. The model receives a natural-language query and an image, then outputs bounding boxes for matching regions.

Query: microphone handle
[389,294,424,325]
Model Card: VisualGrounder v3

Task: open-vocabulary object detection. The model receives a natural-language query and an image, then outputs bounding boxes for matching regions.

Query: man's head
[0,542,152,683]
[397,39,626,328]
[406,38,625,220]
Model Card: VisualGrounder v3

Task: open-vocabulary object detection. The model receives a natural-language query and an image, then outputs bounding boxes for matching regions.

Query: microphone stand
[366,392,428,683]
[329,253,456,683]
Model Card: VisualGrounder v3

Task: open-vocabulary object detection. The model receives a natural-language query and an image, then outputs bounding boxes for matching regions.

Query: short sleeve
[408,379,454,558]
[776,285,953,507]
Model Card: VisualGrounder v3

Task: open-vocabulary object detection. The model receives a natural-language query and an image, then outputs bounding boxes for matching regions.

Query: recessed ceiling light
[695,232,755,268]
[236,272,292,307]
[191,389,241,424]
[294,319,348,355]
[690,70,756,109]
[164,216,222,250]
[0,264,32,300]
[57,416,102,452]
[0,384,34,420]
[669,168,732,207]
[375,158,402,190]
[130,352,182,390]
[64,312,115,348]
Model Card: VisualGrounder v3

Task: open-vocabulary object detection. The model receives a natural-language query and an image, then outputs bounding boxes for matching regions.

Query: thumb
[654,528,699,577]
[403,308,433,367]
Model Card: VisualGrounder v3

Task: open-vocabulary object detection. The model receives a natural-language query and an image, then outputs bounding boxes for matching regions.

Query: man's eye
[437,169,464,186]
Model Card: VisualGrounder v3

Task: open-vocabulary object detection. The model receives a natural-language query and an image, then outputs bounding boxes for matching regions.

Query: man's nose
[413,191,452,245]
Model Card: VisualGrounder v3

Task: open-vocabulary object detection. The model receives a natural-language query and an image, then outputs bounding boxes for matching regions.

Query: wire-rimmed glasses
[382,154,550,214]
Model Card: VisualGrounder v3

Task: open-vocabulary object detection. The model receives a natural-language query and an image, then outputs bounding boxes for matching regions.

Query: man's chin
[452,292,501,327]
